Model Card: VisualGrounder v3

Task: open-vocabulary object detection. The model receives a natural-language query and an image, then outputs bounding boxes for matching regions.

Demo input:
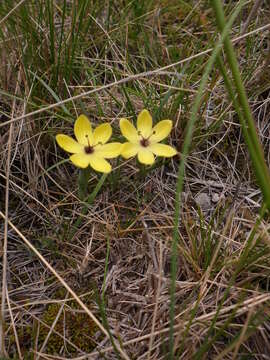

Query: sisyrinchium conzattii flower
[120,109,177,165]
[56,115,122,173]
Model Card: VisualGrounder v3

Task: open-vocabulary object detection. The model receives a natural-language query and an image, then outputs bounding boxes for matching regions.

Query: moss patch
[38,293,101,355]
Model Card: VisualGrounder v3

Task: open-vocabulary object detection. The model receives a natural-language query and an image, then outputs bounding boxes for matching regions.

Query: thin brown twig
[147,239,163,360]
[36,292,69,360]
[5,287,23,359]
[241,0,264,35]
[0,70,21,357]
[0,172,57,219]
[232,307,254,360]
[0,211,131,360]
[0,0,27,26]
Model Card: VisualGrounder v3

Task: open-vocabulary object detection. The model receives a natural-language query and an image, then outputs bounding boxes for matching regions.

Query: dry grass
[1,0,270,359]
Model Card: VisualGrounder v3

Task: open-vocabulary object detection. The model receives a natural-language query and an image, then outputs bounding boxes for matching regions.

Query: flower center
[84,135,95,154]
[140,138,150,147]
[84,145,94,154]
[139,130,156,148]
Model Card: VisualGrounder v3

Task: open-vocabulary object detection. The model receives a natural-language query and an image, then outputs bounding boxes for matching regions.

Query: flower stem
[138,161,147,179]
[69,173,107,240]
[85,173,107,205]
[78,167,91,200]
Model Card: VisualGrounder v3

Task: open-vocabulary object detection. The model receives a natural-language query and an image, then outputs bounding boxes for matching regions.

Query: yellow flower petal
[93,123,112,145]
[95,142,122,158]
[121,142,139,159]
[70,153,90,168]
[89,156,112,173]
[137,109,152,138]
[149,143,177,157]
[150,120,173,143]
[137,148,155,165]
[120,118,139,143]
[74,114,93,146]
[56,134,83,153]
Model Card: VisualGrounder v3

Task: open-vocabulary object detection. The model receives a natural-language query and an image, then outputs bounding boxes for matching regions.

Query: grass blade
[210,0,270,209]
[169,1,248,358]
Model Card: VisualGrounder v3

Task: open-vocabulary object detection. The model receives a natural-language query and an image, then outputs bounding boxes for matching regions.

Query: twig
[241,0,264,35]
[0,211,131,360]
[0,70,21,357]
[147,240,163,360]
[5,288,23,359]
[0,0,26,26]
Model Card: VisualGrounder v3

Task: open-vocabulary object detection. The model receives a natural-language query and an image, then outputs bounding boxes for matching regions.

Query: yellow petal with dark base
[56,134,83,153]
[89,156,112,173]
[93,123,112,145]
[150,143,177,157]
[138,148,155,165]
[137,109,152,138]
[74,114,93,146]
[70,153,90,168]
[150,120,172,143]
[120,118,139,143]
[95,142,122,158]
[121,142,139,159]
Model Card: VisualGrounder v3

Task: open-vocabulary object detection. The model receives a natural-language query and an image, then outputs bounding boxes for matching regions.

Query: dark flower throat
[140,138,149,147]
[84,146,94,154]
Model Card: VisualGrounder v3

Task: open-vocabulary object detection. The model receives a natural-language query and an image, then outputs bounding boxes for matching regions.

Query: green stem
[139,163,147,179]
[85,173,107,205]
[69,173,107,240]
[78,167,91,200]
[211,0,270,209]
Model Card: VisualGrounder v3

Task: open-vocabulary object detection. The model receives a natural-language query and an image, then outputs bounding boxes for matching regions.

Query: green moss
[7,291,100,357]
[39,292,101,355]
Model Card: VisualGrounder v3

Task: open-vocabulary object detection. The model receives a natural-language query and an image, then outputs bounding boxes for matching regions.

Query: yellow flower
[56,115,122,173]
[120,109,177,165]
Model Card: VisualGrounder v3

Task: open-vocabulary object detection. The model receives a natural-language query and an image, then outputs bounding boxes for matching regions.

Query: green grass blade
[55,0,67,86]
[29,70,71,115]
[169,1,247,358]
[211,0,270,209]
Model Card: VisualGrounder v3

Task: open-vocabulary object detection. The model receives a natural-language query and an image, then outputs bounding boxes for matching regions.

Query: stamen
[138,128,157,147]
[85,134,91,147]
[84,135,94,154]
